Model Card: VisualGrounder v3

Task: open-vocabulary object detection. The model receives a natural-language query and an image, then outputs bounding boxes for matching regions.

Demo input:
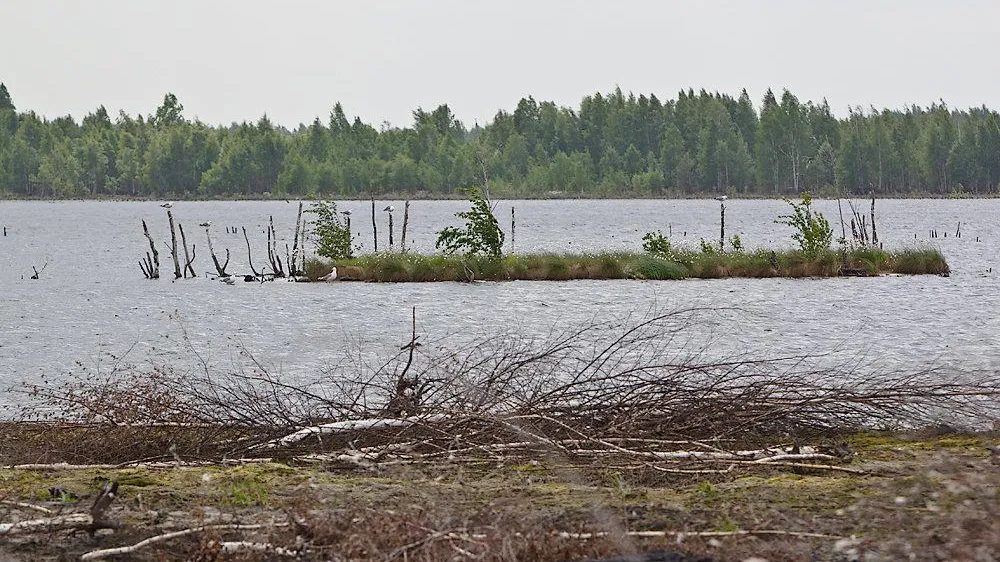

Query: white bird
[199,221,212,227]
[342,209,353,216]
[383,205,395,212]
[160,202,174,208]
[715,195,728,202]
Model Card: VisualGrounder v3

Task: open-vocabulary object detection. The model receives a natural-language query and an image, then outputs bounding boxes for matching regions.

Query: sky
[2,0,998,129]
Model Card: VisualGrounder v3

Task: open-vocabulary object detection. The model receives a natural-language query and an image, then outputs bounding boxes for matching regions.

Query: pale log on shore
[557,529,848,541]
[255,413,450,450]
[0,481,118,537]
[79,523,287,561]
[0,513,94,535]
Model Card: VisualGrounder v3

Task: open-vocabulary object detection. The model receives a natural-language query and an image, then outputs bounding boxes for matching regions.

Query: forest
[1,82,998,199]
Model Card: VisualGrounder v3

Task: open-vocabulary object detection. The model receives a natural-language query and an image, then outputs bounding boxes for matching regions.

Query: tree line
[1,82,998,199]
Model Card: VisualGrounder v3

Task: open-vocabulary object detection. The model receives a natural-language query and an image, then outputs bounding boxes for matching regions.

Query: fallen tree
[9,307,1000,471]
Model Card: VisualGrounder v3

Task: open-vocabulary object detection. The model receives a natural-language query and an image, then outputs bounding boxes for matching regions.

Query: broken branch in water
[140,219,160,279]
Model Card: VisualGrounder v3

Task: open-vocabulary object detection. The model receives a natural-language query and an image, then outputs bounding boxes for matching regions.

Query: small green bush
[776,193,833,259]
[308,201,355,260]
[436,187,504,258]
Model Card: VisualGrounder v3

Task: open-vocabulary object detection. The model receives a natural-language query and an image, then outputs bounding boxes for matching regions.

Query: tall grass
[312,247,948,282]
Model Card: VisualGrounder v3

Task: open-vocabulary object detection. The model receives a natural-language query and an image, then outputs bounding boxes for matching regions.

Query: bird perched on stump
[160,202,173,208]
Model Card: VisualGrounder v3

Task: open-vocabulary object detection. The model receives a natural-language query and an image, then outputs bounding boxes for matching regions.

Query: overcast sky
[2,0,998,128]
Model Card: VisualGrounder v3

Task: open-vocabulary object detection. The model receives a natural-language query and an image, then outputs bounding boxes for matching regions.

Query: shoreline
[1,425,996,561]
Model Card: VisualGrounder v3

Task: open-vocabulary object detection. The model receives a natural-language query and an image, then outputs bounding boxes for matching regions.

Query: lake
[0,198,998,408]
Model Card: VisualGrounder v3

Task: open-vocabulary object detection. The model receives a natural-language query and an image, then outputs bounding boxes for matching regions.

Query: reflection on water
[0,199,998,401]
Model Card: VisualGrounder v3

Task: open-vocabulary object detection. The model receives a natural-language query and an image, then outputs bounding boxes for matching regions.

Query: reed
[314,248,949,282]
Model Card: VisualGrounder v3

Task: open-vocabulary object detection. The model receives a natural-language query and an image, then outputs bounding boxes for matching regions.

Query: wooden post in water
[510,206,516,254]
[719,201,726,252]
[290,201,303,276]
[205,224,230,277]
[870,197,878,246]
[400,200,410,253]
[141,220,160,279]
[837,198,847,243]
[166,209,182,279]
[371,194,378,253]
[178,223,196,278]
[242,226,260,279]
[266,216,284,277]
[388,209,394,250]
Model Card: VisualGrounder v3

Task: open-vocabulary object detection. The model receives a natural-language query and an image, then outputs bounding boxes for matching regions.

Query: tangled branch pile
[7,307,999,467]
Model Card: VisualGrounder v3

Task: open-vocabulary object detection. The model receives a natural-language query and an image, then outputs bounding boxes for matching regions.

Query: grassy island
[305,247,949,283]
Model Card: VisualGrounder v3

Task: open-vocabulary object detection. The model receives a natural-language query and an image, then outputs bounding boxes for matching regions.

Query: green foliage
[776,193,833,258]
[1,82,999,198]
[626,256,688,280]
[698,239,718,255]
[891,248,950,275]
[435,187,504,257]
[641,230,673,257]
[729,235,744,252]
[308,201,354,260]
[303,257,334,281]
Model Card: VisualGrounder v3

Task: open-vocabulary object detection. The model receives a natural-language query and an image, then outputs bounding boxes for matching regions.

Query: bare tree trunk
[242,227,260,278]
[141,220,160,279]
[719,202,726,252]
[299,216,308,273]
[870,197,878,247]
[266,216,284,277]
[178,223,196,278]
[400,201,410,253]
[388,212,394,250]
[371,194,378,253]
[290,202,303,275]
[166,210,181,279]
[511,206,516,253]
[836,198,847,243]
[205,227,230,277]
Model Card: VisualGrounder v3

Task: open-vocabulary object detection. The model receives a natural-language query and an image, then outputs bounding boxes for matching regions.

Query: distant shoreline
[2,192,999,203]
